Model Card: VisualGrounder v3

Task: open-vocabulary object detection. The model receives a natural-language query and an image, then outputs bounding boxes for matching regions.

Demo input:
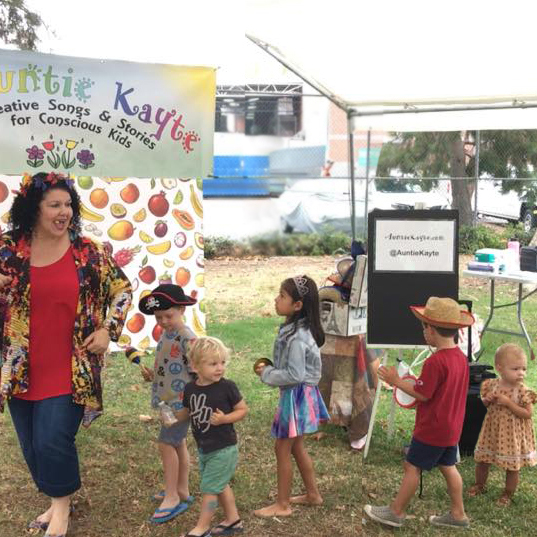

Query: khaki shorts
[198,444,238,495]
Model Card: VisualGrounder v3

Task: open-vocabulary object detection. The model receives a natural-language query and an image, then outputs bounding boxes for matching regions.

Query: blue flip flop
[149,498,192,524]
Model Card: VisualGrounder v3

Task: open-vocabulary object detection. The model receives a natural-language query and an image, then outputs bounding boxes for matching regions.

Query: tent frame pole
[348,113,356,240]
[473,131,480,225]
[364,129,371,240]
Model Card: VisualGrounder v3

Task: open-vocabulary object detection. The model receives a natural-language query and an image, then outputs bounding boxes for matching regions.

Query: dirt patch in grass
[205,256,336,321]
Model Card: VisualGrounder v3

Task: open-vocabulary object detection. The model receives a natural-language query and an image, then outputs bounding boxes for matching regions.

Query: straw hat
[410,297,474,329]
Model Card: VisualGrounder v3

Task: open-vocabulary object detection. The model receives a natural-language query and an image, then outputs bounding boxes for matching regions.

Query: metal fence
[209,85,537,239]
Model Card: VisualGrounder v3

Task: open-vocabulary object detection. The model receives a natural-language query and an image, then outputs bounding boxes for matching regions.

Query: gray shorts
[158,420,189,447]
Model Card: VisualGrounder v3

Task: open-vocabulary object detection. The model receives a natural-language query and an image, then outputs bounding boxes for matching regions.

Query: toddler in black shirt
[173,336,248,537]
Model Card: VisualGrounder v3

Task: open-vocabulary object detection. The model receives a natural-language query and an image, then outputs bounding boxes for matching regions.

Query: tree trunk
[450,136,474,227]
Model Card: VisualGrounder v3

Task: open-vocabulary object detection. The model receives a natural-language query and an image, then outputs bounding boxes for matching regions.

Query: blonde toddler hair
[494,342,526,369]
[190,336,230,367]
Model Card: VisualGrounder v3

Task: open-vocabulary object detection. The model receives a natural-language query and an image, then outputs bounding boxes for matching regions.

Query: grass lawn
[363,275,537,536]
[2,255,537,536]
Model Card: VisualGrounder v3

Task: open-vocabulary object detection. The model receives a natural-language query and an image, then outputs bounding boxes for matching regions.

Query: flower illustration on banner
[26,145,44,167]
[61,139,78,169]
[42,140,62,169]
[77,149,95,169]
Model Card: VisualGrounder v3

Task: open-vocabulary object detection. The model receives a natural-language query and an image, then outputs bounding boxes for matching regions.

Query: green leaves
[0,0,43,51]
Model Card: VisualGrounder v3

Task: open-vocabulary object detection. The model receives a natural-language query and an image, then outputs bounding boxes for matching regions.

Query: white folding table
[462,269,537,360]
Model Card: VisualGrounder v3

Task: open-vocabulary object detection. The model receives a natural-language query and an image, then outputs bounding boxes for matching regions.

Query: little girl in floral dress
[469,343,536,505]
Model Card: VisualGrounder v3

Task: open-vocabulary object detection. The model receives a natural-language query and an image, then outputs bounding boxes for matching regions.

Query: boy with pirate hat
[137,284,197,524]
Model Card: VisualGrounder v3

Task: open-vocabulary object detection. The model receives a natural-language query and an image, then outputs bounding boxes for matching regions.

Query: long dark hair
[281,275,325,348]
[9,172,82,242]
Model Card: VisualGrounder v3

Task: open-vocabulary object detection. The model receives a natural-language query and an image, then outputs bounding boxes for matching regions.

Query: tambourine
[253,357,273,374]
[393,374,418,409]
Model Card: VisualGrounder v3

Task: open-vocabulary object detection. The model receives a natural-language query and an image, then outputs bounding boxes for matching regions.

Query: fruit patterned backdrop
[0,176,205,351]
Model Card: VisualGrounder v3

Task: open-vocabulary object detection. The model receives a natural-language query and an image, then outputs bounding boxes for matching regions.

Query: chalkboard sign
[367,209,459,348]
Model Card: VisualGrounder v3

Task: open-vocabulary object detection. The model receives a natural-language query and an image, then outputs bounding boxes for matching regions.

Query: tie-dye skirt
[271,383,330,438]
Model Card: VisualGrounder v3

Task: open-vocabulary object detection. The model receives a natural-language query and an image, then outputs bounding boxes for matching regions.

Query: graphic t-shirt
[183,378,242,454]
[151,325,196,411]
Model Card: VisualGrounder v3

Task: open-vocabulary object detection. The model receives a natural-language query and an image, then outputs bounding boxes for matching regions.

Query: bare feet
[467,484,486,497]
[254,503,293,517]
[289,494,323,505]
[497,491,513,506]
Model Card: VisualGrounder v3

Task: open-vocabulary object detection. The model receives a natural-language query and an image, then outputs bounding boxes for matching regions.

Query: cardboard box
[321,255,367,337]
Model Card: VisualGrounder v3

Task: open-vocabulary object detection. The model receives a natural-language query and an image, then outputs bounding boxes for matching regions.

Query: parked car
[278,179,450,234]
[476,180,537,232]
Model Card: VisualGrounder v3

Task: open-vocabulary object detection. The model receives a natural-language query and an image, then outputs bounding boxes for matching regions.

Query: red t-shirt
[16,247,79,401]
[413,347,469,447]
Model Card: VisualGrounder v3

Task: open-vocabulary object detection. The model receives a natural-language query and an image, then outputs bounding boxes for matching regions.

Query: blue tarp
[203,178,270,197]
[213,156,269,178]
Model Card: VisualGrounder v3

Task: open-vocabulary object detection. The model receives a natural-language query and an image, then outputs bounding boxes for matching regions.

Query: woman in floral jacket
[0,172,132,537]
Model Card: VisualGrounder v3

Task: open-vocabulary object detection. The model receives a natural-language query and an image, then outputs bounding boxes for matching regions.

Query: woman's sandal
[211,519,244,536]
[467,484,486,497]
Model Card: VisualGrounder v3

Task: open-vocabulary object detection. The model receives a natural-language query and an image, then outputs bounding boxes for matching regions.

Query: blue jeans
[8,394,84,497]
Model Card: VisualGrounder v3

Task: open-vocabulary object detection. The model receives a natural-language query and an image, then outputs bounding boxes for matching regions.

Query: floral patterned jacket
[0,232,132,426]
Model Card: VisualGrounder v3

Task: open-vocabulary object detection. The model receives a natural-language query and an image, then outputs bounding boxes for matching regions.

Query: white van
[476,180,537,232]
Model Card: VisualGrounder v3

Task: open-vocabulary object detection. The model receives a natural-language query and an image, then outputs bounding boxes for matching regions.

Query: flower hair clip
[17,172,75,197]
[293,275,309,298]
[15,173,33,197]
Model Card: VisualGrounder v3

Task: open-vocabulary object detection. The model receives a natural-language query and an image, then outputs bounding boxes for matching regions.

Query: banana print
[190,184,203,218]
[80,202,105,222]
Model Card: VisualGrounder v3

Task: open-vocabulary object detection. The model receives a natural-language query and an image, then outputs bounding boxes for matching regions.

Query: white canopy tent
[246,0,537,131]
[246,0,537,238]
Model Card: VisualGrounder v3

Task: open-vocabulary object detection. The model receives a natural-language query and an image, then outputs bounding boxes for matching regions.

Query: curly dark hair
[9,172,82,241]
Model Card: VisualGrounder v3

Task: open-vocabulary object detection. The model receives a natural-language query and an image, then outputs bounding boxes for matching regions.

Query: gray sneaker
[364,505,405,528]
[429,512,470,528]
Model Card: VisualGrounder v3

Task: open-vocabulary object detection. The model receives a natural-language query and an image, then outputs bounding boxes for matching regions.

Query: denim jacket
[261,320,322,388]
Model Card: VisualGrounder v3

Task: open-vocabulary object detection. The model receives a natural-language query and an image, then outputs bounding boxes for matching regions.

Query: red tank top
[16,246,79,400]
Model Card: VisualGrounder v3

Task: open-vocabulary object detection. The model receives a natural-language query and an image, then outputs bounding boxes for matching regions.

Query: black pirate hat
[139,284,196,315]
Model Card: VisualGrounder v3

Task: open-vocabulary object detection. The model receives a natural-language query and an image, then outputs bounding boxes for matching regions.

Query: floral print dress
[474,379,537,471]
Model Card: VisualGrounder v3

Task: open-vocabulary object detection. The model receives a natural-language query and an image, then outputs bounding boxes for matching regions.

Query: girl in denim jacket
[254,275,329,518]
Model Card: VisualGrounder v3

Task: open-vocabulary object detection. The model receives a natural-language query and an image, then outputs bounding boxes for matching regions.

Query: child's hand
[482,393,496,406]
[495,393,511,407]
[377,365,400,386]
[140,365,154,382]
[210,408,227,426]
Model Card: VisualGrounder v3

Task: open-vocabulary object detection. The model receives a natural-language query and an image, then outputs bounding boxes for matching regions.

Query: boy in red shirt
[364,297,474,529]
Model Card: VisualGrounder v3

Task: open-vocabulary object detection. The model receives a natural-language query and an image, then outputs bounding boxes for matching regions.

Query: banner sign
[0,49,215,178]
[373,219,456,273]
